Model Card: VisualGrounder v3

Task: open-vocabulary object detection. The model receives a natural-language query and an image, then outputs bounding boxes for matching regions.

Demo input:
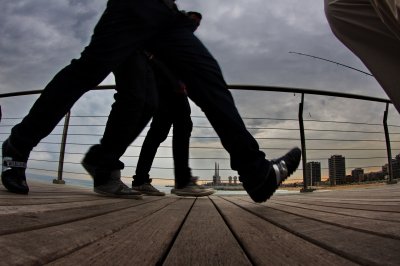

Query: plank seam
[210,196,256,266]
[0,197,105,206]
[269,200,400,221]
[220,196,374,266]
[156,198,197,266]
[44,198,181,265]
[238,197,400,240]
[0,197,165,236]
[270,199,400,213]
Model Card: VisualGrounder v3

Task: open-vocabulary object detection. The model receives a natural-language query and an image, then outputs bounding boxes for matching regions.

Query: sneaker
[1,139,29,194]
[93,173,142,199]
[82,149,142,199]
[133,181,165,196]
[243,147,301,203]
[171,177,215,197]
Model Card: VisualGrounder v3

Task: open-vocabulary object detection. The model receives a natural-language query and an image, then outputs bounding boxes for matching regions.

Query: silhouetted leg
[150,22,269,182]
[172,94,193,188]
[101,52,158,162]
[9,0,176,155]
[135,107,173,182]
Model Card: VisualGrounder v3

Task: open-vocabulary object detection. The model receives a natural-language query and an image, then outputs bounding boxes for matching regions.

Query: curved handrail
[0,84,392,104]
[0,84,397,189]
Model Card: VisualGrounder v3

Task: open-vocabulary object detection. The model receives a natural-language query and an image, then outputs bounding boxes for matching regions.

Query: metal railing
[0,85,399,191]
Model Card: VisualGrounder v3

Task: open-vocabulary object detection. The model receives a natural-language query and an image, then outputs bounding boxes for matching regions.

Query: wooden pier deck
[0,181,399,266]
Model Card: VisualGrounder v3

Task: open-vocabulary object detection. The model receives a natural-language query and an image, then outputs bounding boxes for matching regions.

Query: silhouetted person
[325,0,400,113]
[2,0,301,203]
[131,12,213,197]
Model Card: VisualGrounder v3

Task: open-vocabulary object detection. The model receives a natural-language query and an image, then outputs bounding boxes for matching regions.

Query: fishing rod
[289,51,373,77]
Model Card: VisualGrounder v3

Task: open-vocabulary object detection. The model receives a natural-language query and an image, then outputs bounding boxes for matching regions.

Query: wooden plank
[48,198,195,265]
[267,198,400,222]
[281,187,400,200]
[271,198,400,211]
[0,181,96,205]
[277,193,400,201]
[0,198,128,215]
[271,197,400,212]
[0,196,105,206]
[163,197,251,266]
[225,196,400,265]
[0,183,94,196]
[0,189,95,199]
[211,197,355,266]
[278,195,400,202]
[0,197,180,265]
[257,199,400,239]
[0,196,164,235]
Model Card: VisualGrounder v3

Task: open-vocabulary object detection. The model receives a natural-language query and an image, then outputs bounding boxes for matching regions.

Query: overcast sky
[0,0,386,95]
[1,0,399,185]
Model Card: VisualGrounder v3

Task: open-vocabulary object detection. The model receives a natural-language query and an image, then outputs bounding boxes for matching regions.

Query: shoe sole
[132,186,166,196]
[135,191,166,196]
[171,189,215,197]
[94,188,143,199]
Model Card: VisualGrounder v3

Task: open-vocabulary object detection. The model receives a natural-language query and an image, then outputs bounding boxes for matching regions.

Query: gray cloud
[0,0,387,97]
[0,1,104,92]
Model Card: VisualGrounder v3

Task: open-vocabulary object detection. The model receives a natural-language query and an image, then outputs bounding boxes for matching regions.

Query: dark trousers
[11,0,168,161]
[150,27,269,180]
[10,0,269,182]
[135,91,193,188]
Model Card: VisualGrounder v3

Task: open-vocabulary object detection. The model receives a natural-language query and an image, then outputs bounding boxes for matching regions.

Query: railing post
[298,93,311,192]
[383,103,398,184]
[53,111,70,184]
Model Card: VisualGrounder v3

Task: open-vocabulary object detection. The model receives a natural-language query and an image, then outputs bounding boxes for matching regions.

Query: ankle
[132,174,150,186]
[84,145,124,170]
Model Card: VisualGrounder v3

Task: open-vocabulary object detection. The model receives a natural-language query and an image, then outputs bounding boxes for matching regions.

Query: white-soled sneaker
[171,177,214,197]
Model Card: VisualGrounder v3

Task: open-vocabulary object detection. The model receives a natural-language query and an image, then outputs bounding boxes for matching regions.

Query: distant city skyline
[298,153,400,186]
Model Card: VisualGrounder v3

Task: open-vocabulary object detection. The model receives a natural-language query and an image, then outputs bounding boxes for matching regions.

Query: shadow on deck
[0,181,399,265]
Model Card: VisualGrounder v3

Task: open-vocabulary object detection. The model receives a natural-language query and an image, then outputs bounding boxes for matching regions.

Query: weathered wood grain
[224,196,400,266]
[48,198,195,266]
[164,197,251,266]
[0,197,179,265]
[0,181,398,265]
[212,197,356,266]
[259,199,400,239]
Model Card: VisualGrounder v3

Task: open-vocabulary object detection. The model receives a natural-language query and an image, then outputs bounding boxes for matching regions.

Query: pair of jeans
[135,88,193,188]
[10,0,269,184]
